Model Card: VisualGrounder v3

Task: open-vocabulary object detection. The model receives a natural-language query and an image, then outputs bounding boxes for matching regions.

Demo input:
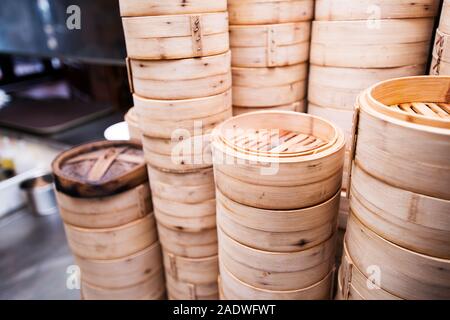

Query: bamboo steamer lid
[345,213,450,300]
[233,100,306,116]
[230,22,310,68]
[440,0,450,34]
[211,111,346,210]
[119,0,227,17]
[52,140,147,198]
[122,12,229,60]
[308,64,426,110]
[315,0,440,21]
[352,76,450,200]
[228,0,314,25]
[127,51,231,100]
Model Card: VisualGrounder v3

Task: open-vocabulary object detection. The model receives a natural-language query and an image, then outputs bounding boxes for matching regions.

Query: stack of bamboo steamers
[336,76,450,300]
[228,0,314,115]
[119,0,233,300]
[52,141,165,300]
[308,0,439,228]
[431,0,450,75]
[212,111,346,299]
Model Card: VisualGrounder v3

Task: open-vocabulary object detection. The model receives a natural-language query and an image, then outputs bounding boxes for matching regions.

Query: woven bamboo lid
[52,140,147,198]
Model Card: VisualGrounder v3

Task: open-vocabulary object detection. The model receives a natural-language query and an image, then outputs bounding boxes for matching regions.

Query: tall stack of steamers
[228,0,314,115]
[119,0,233,300]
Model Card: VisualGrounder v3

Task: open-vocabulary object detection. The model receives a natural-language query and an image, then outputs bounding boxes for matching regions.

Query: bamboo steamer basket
[216,188,338,252]
[230,23,310,68]
[440,0,450,34]
[55,183,151,229]
[233,100,305,116]
[337,244,402,300]
[127,51,231,100]
[228,0,314,25]
[308,64,426,110]
[220,262,334,300]
[75,241,163,289]
[166,274,218,300]
[315,0,439,21]
[350,163,450,259]
[148,166,215,231]
[134,90,232,139]
[119,0,227,17]
[52,140,147,198]
[430,29,450,75]
[158,223,217,258]
[232,64,307,108]
[142,134,212,172]
[211,111,346,210]
[351,76,450,200]
[122,12,229,60]
[162,249,218,284]
[310,19,434,68]
[124,107,142,142]
[346,213,450,300]
[431,56,450,75]
[81,269,165,300]
[218,227,336,291]
[65,213,158,260]
[307,104,354,138]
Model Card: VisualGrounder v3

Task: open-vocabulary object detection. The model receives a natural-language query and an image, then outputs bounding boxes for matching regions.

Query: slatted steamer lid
[212,111,344,161]
[52,140,147,198]
[364,76,450,129]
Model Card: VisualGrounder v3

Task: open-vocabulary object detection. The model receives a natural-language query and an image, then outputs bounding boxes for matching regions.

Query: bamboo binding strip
[211,111,346,210]
[431,29,450,75]
[315,0,440,21]
[232,63,307,108]
[345,213,450,300]
[353,76,450,200]
[218,228,336,291]
[119,0,227,17]
[122,12,229,60]
[233,100,306,116]
[127,51,231,100]
[75,241,163,289]
[228,0,314,25]
[216,188,338,253]
[220,262,334,300]
[230,23,310,68]
[310,19,434,68]
[134,90,232,139]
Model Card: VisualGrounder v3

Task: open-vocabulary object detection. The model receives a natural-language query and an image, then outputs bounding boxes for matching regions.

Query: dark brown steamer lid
[52,140,147,198]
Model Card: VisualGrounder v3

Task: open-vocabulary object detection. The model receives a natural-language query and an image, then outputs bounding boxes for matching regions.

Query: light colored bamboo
[75,242,162,289]
[166,274,218,300]
[233,100,306,116]
[122,12,229,59]
[128,51,231,100]
[134,90,232,139]
[55,183,151,229]
[310,19,433,68]
[440,0,450,34]
[230,23,310,68]
[119,0,227,17]
[228,0,314,25]
[220,262,334,300]
[218,228,336,291]
[125,107,142,141]
[350,163,450,259]
[232,64,307,108]
[338,192,349,230]
[216,188,338,252]
[315,0,439,21]
[430,29,450,75]
[64,213,157,260]
[345,213,450,300]
[212,111,346,210]
[354,76,450,200]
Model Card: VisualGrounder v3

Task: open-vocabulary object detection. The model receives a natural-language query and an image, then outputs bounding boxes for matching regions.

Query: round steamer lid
[52,140,147,198]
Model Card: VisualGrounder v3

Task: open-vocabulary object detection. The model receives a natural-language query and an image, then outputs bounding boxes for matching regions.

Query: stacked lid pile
[308,0,439,228]
[431,0,450,75]
[336,76,450,300]
[52,141,165,300]
[228,0,314,115]
[212,111,346,299]
[119,0,233,300]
